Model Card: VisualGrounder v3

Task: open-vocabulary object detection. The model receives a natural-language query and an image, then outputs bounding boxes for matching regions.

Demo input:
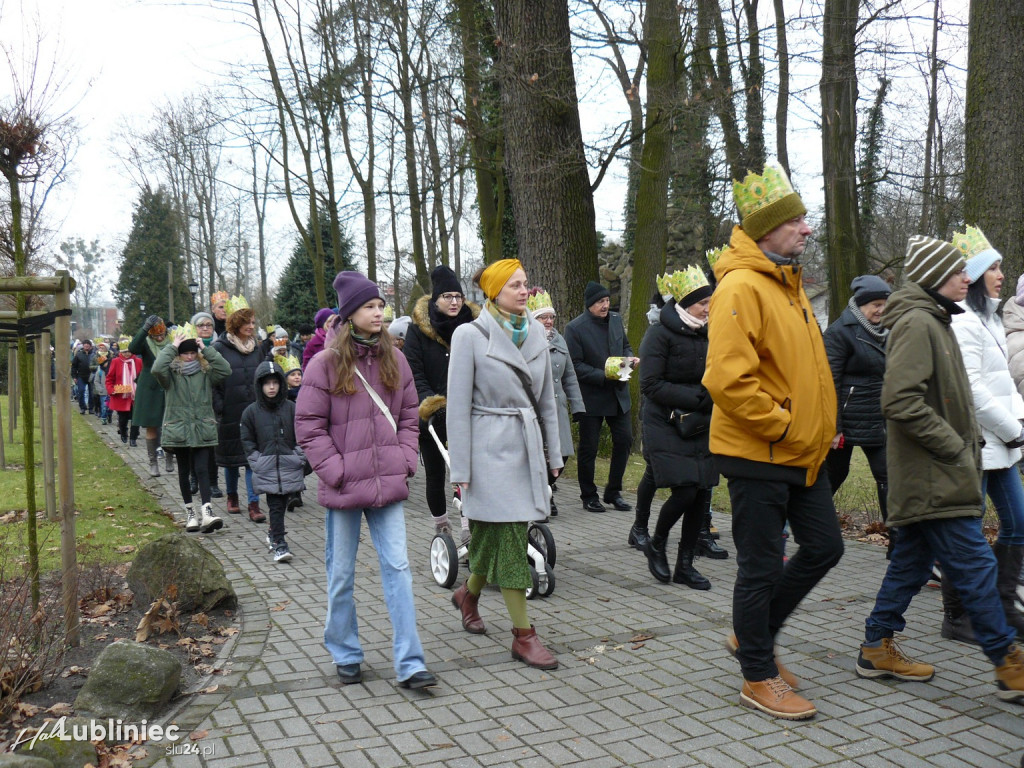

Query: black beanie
[430,265,463,301]
[178,339,200,355]
[584,280,610,308]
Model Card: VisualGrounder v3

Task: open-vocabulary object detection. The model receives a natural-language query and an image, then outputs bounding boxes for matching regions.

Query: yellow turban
[479,259,523,300]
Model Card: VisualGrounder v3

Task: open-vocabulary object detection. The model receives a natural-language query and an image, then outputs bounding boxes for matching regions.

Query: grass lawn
[559,441,884,525]
[0,393,176,574]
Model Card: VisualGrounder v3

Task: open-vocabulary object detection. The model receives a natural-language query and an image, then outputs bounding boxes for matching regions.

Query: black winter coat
[823,307,887,446]
[638,302,717,489]
[213,336,263,468]
[563,310,633,416]
[71,349,95,380]
[404,295,480,404]
[240,361,306,495]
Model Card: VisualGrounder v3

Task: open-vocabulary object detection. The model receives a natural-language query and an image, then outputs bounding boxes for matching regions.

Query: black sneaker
[273,542,293,563]
[287,493,302,511]
[210,485,224,498]
[336,664,361,684]
[398,670,438,689]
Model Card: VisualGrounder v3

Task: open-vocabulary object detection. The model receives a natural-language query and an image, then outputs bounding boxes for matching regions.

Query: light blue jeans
[224,466,258,504]
[323,503,427,681]
[983,466,1024,546]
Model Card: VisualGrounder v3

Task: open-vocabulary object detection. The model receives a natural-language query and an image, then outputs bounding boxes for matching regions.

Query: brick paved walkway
[89,419,1024,767]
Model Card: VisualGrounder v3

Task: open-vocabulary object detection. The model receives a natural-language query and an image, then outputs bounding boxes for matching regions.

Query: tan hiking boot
[995,644,1024,702]
[725,633,800,690]
[740,676,816,720]
[856,637,934,682]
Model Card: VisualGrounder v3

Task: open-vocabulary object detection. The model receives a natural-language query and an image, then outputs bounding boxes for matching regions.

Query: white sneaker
[185,505,199,533]
[199,503,223,533]
[266,532,274,552]
[273,542,293,563]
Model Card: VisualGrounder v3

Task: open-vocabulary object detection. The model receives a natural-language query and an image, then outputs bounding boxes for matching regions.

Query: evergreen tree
[114,188,191,332]
[275,221,355,333]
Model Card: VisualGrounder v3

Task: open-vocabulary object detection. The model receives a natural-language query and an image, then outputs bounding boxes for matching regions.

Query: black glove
[143,314,162,332]
[433,407,446,426]
[572,412,585,423]
[1007,427,1024,450]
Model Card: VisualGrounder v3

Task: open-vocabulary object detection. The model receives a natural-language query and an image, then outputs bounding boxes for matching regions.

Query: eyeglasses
[196,323,214,329]
[440,293,464,303]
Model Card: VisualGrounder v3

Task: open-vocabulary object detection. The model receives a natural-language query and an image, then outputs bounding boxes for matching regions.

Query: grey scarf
[179,359,202,376]
[848,297,888,343]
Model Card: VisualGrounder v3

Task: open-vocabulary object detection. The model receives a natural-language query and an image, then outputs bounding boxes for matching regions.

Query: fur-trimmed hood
[411,294,481,348]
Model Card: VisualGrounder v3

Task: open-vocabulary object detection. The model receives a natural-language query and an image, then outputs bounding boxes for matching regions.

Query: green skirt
[468,520,531,590]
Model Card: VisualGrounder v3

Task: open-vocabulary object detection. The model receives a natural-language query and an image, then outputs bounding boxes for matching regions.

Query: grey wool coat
[446,308,564,522]
[548,330,584,457]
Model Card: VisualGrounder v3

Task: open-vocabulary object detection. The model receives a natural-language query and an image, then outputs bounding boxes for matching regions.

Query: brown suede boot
[248,501,266,523]
[226,493,241,514]
[451,583,486,634]
[511,626,558,670]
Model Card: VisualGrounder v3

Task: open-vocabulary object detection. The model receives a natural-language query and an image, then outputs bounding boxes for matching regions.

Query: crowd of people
[69,162,1024,716]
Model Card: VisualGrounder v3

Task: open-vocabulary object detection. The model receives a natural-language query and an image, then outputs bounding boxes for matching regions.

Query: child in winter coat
[151,329,232,533]
[281,355,302,401]
[240,361,307,563]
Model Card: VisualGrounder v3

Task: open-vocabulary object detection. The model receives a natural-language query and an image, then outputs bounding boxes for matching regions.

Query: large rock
[126,533,236,612]
[74,642,180,721]
[0,755,53,768]
[12,717,96,768]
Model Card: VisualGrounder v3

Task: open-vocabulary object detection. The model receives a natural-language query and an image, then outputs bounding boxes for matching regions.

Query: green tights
[465,574,529,629]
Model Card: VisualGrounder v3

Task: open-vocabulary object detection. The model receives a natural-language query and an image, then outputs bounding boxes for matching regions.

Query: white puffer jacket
[952,300,1024,469]
[1002,298,1024,398]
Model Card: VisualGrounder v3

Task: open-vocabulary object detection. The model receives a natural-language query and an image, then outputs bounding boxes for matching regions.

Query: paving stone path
[88,418,1024,767]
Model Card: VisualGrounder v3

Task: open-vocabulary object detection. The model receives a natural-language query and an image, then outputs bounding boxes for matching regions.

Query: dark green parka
[128,327,170,428]
[880,281,983,527]
[151,344,232,448]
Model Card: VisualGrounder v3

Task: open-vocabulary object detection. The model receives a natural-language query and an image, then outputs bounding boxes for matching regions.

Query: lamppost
[188,280,199,315]
[139,301,145,328]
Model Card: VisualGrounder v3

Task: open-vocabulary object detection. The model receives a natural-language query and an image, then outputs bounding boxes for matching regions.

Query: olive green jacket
[881,281,982,527]
[151,344,232,448]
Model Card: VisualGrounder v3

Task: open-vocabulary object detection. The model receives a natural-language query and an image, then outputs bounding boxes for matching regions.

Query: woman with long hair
[295,271,437,689]
[947,227,1024,639]
[106,337,141,446]
[213,299,266,522]
[447,259,563,670]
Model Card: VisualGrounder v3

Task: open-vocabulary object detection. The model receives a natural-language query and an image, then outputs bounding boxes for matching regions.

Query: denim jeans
[865,515,1015,665]
[983,467,1024,546]
[323,503,427,681]
[576,411,632,500]
[99,396,109,421]
[76,377,90,412]
[729,471,845,681]
[223,466,257,504]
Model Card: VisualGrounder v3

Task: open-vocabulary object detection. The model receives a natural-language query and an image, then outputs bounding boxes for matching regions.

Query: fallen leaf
[190,729,209,740]
[46,702,74,716]
[199,685,218,694]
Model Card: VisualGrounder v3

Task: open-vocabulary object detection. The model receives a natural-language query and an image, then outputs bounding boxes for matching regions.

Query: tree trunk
[493,0,597,318]
[820,0,866,321]
[964,0,1024,277]
[773,0,790,175]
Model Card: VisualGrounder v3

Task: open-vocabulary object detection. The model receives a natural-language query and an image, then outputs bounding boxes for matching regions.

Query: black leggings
[116,411,140,440]
[653,485,711,549]
[174,446,212,505]
[420,422,448,518]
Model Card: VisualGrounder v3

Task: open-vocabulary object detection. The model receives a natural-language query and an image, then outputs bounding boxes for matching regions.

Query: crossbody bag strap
[353,366,397,433]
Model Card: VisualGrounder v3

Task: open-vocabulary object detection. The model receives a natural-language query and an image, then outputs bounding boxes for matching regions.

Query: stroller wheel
[528,522,556,568]
[539,563,556,598]
[430,533,459,588]
[526,565,540,600]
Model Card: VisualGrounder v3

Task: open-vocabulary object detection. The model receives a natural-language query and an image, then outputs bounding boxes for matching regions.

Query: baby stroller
[426,416,556,599]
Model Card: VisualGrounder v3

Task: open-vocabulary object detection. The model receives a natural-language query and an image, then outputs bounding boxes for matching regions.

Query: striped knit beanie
[903,235,965,291]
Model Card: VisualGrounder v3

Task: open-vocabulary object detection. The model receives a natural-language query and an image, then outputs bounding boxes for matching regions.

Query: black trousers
[419,420,449,518]
[173,446,212,506]
[266,493,288,544]
[576,411,632,501]
[826,442,887,493]
[116,411,140,441]
[729,471,844,681]
[653,486,710,549]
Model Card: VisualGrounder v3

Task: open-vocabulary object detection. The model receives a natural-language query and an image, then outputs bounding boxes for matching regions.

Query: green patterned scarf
[486,300,529,348]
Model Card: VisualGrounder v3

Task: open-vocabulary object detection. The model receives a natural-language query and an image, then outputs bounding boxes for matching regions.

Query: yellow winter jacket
[701,226,836,486]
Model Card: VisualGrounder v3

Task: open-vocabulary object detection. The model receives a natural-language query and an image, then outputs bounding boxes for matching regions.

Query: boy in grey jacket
[241,361,307,563]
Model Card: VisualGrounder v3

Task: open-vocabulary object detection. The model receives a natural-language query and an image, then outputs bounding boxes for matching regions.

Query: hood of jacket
[411,294,481,346]
[881,281,962,332]
[254,360,287,409]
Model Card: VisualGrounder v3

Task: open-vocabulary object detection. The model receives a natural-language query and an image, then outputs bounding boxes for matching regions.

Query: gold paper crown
[118,336,131,347]
[93,337,106,347]
[382,306,394,322]
[952,225,994,260]
[173,322,199,342]
[732,164,796,218]
[657,265,710,303]
[211,290,228,306]
[280,355,302,374]
[526,289,554,314]
[224,294,250,315]
[705,246,727,271]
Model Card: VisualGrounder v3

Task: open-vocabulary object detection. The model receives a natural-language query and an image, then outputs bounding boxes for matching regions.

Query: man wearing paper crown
[702,163,843,720]
[564,280,639,513]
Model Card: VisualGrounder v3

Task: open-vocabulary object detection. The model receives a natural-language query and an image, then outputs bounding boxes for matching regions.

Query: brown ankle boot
[226,493,241,514]
[451,583,486,634]
[248,501,266,523]
[511,626,558,670]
